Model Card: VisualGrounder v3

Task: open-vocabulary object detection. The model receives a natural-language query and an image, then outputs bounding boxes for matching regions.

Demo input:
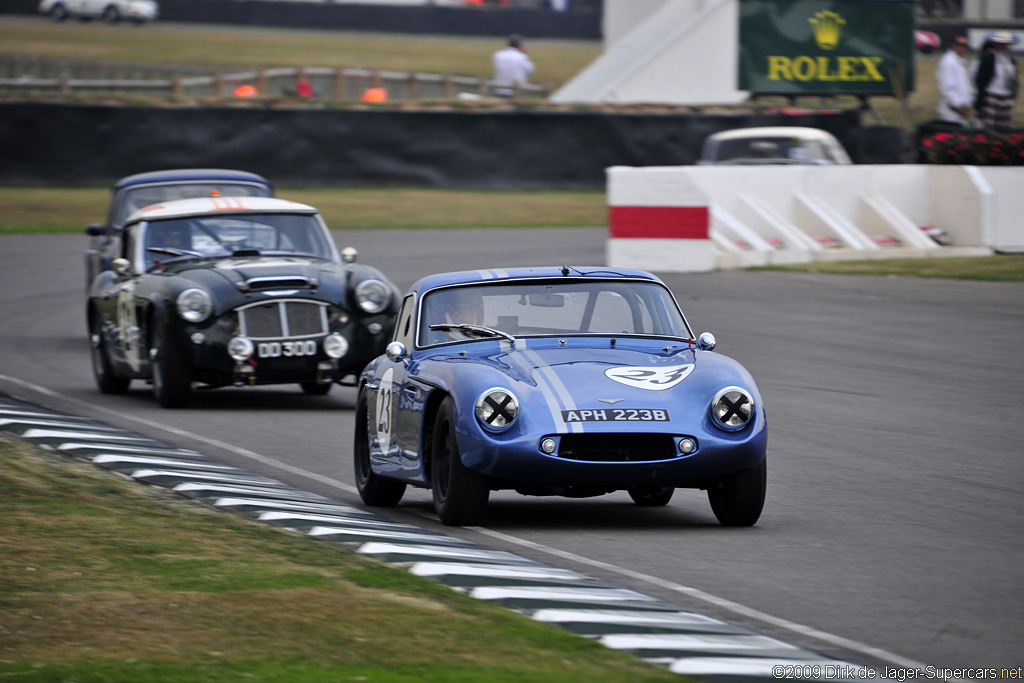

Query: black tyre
[431,397,489,526]
[300,380,332,396]
[90,314,130,394]
[50,3,68,21]
[102,5,120,23]
[354,392,406,506]
[708,457,767,527]
[151,319,191,409]
[628,486,674,507]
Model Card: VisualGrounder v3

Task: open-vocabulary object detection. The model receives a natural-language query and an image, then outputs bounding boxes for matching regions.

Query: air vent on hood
[244,276,312,291]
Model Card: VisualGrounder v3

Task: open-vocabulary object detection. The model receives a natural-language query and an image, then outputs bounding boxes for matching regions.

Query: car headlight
[476,388,519,431]
[176,288,213,323]
[323,333,349,359]
[711,387,754,432]
[355,279,390,314]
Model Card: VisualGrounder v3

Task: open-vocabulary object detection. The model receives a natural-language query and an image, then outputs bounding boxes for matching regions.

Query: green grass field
[0,186,608,232]
[0,435,681,683]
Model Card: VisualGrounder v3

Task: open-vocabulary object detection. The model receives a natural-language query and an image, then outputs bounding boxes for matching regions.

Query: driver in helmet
[144,221,192,268]
[428,287,485,342]
[149,221,191,250]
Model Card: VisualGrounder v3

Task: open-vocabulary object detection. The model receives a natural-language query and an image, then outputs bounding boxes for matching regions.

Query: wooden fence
[0,56,548,101]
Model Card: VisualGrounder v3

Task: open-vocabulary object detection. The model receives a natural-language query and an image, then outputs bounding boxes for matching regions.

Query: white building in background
[550,0,749,105]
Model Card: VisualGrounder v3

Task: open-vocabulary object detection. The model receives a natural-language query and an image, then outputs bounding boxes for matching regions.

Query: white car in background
[699,126,853,165]
[39,0,159,24]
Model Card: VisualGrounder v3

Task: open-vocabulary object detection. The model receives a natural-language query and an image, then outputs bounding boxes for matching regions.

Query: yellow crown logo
[809,10,845,50]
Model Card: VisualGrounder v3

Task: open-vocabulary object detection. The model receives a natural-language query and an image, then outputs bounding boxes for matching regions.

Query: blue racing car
[354,266,767,526]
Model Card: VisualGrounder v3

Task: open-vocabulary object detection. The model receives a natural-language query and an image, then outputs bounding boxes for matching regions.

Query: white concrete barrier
[606,166,716,273]
[606,165,1020,272]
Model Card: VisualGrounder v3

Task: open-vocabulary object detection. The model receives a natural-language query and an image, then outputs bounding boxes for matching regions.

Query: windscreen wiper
[429,323,516,345]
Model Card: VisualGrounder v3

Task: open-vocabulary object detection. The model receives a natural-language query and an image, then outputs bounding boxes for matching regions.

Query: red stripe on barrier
[609,206,709,239]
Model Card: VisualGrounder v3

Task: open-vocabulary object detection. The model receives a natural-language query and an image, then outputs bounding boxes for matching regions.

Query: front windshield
[705,137,824,163]
[141,214,334,268]
[115,182,269,226]
[419,280,691,347]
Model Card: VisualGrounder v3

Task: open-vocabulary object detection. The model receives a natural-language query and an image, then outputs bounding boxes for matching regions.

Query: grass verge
[0,187,608,233]
[751,254,1024,282]
[0,434,680,683]
[0,19,601,92]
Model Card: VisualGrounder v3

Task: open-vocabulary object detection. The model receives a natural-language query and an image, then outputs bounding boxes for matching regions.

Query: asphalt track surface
[1,228,1022,674]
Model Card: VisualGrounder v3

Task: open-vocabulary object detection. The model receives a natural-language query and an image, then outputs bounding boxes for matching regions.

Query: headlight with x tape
[475,388,519,431]
[711,386,754,432]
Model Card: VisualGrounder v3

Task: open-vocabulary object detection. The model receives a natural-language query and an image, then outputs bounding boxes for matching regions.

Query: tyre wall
[0,103,895,188]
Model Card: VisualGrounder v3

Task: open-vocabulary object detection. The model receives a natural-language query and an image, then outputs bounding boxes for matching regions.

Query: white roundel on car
[604,364,695,391]
[374,367,395,453]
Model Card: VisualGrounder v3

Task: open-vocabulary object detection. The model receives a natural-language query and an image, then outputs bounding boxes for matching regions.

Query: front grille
[558,433,677,462]
[238,300,328,339]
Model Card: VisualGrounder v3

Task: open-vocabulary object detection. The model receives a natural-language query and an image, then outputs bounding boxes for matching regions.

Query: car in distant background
[914,30,942,54]
[698,126,853,166]
[39,0,159,23]
[87,196,399,408]
[85,169,274,291]
[354,266,767,527]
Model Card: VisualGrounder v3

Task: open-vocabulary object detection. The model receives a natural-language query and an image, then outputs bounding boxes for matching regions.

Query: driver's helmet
[149,221,191,250]
[440,287,484,326]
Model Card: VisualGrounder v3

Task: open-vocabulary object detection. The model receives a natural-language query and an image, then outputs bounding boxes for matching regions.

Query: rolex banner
[738,0,915,95]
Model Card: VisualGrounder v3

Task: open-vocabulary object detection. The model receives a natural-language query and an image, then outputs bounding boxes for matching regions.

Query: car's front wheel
[90,314,130,394]
[151,319,191,409]
[708,457,766,527]
[431,397,489,526]
[353,392,406,506]
[102,5,120,23]
[628,486,674,507]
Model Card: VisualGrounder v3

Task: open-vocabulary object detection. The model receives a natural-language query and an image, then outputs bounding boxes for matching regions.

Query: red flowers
[923,131,1024,165]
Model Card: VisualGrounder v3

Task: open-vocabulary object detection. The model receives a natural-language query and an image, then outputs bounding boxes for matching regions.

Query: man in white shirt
[492,34,535,98]
[935,35,974,126]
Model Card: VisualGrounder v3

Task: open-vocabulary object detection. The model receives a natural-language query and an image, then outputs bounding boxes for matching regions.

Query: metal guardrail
[0,56,548,101]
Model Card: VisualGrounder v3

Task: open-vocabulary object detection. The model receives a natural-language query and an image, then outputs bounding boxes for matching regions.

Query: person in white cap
[974,31,1019,130]
[936,35,974,126]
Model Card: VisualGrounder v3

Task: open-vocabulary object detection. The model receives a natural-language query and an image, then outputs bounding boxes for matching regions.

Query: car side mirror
[697,332,716,351]
[341,247,358,264]
[112,258,131,276]
[86,223,109,237]
[385,341,407,364]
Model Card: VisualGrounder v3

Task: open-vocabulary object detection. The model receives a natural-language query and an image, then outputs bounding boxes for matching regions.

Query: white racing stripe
[504,340,582,434]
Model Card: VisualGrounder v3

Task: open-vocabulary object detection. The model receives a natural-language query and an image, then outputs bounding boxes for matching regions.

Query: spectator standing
[935,35,974,126]
[974,32,1019,131]
[492,34,535,98]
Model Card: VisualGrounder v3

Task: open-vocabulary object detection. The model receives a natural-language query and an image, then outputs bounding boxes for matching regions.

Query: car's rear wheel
[628,486,674,507]
[102,5,120,23]
[708,457,766,526]
[50,3,69,21]
[300,380,332,396]
[432,397,489,526]
[354,392,406,506]
[151,319,191,409]
[90,314,130,394]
